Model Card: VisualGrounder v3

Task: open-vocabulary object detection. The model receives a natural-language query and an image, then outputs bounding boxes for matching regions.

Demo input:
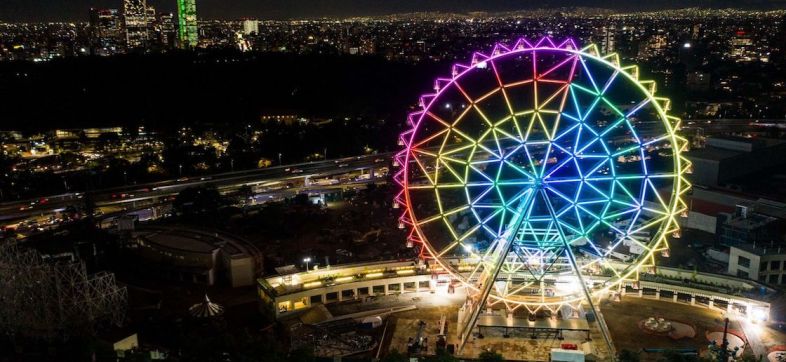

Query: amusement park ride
[393,37,691,354]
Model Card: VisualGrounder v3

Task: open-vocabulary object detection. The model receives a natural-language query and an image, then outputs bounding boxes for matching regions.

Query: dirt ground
[380,292,611,361]
[329,289,786,362]
[602,297,738,361]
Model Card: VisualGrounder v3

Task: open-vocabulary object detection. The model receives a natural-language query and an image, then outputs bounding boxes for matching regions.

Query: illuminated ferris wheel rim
[395,37,691,310]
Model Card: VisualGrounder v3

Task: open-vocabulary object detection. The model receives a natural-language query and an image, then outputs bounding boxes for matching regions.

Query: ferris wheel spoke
[489,60,517,115]
[587,172,676,182]
[437,158,468,184]
[538,84,571,114]
[414,204,471,226]
[538,53,579,81]
[578,56,601,93]
[544,185,577,208]
[500,159,537,180]
[570,85,602,122]
[410,129,450,152]
[599,218,654,254]
[540,187,616,351]
[630,213,671,236]
[409,182,491,190]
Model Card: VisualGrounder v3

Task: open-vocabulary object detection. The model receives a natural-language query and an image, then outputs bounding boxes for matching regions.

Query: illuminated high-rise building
[597,25,615,54]
[177,0,198,48]
[731,29,754,62]
[123,0,149,49]
[153,12,177,49]
[145,5,157,38]
[242,19,259,36]
[88,8,124,56]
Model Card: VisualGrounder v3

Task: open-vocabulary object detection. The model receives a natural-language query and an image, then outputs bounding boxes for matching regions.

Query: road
[739,318,768,360]
[0,153,392,234]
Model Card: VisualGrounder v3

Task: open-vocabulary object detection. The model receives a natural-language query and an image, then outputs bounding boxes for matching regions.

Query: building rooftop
[686,146,741,162]
[136,229,218,253]
[132,226,261,258]
[686,137,786,162]
[732,242,786,257]
[724,212,777,230]
[689,198,736,215]
[261,260,422,297]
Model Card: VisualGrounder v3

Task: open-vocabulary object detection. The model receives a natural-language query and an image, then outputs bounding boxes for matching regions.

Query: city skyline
[2,0,786,22]
[2,2,786,361]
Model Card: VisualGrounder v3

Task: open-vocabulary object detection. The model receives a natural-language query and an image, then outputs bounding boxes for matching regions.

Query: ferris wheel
[393,37,690,346]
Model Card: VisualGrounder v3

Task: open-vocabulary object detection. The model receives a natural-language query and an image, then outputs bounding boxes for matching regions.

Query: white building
[728,244,786,285]
[242,20,259,36]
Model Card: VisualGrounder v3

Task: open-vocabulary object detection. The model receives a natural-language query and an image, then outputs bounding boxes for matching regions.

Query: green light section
[177,0,198,48]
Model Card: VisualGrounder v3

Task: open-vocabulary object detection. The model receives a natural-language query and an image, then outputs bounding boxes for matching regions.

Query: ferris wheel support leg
[456,188,536,354]
[540,189,617,361]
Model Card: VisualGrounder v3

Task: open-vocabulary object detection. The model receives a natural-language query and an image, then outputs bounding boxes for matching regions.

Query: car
[374,158,385,163]
[338,163,349,168]
[291,168,303,173]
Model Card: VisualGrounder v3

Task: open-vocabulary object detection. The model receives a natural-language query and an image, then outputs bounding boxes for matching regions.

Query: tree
[479,350,504,362]
[173,186,224,217]
[425,349,460,362]
[381,349,409,362]
[618,349,641,362]
[659,350,699,362]
[287,346,314,362]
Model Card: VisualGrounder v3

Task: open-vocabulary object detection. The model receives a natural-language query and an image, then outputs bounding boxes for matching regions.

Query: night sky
[1,0,785,22]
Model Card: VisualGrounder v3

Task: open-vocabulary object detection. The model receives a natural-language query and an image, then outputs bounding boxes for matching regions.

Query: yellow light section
[303,281,322,288]
[365,272,383,278]
[396,38,691,310]
[335,276,354,283]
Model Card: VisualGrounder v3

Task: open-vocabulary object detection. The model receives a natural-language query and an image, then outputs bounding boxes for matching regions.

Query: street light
[303,257,312,271]
[708,318,740,361]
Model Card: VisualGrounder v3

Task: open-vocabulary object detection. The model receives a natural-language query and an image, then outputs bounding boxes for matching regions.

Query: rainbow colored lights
[393,37,691,311]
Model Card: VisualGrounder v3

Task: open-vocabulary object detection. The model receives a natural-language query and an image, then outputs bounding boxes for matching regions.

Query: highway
[0,153,393,234]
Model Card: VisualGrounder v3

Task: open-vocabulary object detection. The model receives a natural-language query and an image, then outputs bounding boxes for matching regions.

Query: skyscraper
[598,25,615,54]
[88,8,124,56]
[177,0,198,49]
[123,0,149,49]
[242,19,259,36]
[145,5,157,41]
[154,13,177,49]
